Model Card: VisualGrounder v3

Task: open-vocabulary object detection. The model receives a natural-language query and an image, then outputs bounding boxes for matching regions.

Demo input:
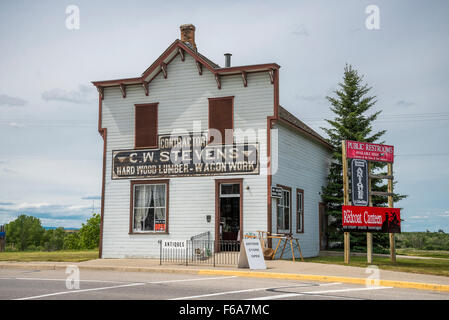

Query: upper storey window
[135,103,158,148]
[208,97,234,145]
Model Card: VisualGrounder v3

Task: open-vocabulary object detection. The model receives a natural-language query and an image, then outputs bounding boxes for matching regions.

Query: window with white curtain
[133,183,167,232]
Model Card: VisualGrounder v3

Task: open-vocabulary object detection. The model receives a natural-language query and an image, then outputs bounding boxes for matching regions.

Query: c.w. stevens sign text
[112,133,259,179]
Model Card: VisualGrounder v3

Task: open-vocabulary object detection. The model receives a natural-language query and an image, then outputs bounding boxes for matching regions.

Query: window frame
[134,103,159,149]
[296,188,304,233]
[208,96,234,145]
[276,184,292,234]
[129,179,169,234]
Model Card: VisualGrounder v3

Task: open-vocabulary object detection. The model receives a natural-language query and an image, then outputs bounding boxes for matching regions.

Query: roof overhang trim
[91,40,281,89]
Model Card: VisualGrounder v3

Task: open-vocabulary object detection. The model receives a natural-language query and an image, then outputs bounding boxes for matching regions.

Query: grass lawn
[303,255,449,277]
[396,248,449,259]
[0,250,99,262]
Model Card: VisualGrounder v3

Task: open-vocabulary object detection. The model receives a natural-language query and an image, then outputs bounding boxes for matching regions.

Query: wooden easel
[255,231,304,262]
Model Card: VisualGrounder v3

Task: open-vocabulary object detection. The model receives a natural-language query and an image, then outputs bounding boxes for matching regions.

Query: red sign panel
[342,205,401,233]
[155,223,166,232]
[346,140,394,163]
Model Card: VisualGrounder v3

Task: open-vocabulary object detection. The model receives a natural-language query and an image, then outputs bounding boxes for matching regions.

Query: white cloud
[67,204,91,211]
[17,202,50,209]
[437,211,449,217]
[0,200,99,228]
[41,85,96,104]
[9,122,26,128]
[396,100,414,107]
[0,94,27,106]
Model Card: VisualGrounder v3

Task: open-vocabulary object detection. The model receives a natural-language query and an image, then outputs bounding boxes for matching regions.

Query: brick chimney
[180,24,197,51]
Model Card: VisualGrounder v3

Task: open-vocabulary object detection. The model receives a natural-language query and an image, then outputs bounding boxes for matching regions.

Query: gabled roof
[92,39,280,90]
[279,106,333,150]
[91,39,331,150]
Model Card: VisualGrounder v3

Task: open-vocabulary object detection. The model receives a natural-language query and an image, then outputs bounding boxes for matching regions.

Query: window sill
[133,145,158,150]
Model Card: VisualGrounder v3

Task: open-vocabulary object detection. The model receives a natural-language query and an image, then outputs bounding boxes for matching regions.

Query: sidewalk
[1,258,449,293]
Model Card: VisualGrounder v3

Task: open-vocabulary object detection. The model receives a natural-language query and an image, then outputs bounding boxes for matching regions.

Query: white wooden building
[92,24,332,259]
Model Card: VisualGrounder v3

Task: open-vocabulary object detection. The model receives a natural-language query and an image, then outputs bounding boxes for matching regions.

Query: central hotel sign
[112,132,259,179]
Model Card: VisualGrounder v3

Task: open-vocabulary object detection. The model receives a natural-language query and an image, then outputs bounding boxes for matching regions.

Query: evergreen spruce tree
[321,64,405,253]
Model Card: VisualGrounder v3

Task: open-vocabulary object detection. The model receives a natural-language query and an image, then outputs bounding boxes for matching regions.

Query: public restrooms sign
[346,140,394,163]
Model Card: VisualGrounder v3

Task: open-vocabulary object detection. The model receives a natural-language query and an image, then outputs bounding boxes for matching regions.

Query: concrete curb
[197,269,449,293]
[1,263,449,293]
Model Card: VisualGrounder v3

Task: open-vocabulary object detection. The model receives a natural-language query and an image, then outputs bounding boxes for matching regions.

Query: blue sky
[0,0,448,231]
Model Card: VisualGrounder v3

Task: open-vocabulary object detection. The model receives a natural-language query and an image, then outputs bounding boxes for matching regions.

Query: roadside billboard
[342,205,401,233]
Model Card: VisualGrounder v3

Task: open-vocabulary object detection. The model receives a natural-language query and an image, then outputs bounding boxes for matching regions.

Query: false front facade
[92,24,332,259]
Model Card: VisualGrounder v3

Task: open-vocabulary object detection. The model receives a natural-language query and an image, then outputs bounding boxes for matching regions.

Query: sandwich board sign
[238,238,267,270]
[351,159,369,206]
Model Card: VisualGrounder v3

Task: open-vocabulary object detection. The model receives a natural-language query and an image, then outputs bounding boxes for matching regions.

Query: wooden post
[388,163,396,262]
[342,140,350,264]
[367,162,373,264]
[0,225,5,252]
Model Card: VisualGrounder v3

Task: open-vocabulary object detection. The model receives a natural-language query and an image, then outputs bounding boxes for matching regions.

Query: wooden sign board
[342,205,401,233]
[271,186,283,199]
[351,159,369,206]
[112,132,259,179]
[346,140,394,163]
[238,238,267,270]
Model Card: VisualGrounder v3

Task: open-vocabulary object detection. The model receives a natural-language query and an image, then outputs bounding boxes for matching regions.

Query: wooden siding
[271,122,331,258]
[101,54,273,258]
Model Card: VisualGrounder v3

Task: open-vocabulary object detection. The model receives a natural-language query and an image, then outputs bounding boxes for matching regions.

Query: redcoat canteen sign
[346,140,394,163]
[342,205,401,233]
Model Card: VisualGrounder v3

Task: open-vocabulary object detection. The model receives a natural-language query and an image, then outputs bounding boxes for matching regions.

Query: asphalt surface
[0,267,448,300]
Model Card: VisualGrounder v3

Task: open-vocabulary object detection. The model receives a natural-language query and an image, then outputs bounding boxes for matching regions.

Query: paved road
[0,267,448,300]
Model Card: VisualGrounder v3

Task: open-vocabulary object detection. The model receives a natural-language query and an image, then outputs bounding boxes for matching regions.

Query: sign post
[388,163,396,262]
[342,141,350,264]
[367,162,373,264]
[343,140,399,264]
[0,225,6,252]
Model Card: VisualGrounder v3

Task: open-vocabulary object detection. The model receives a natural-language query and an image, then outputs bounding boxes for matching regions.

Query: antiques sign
[342,205,401,233]
[351,159,369,206]
[112,133,259,179]
[346,140,394,163]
